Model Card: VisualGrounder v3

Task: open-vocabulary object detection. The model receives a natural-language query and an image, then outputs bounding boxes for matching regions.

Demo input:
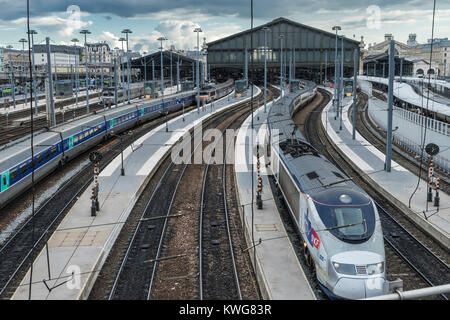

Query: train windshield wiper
[325,219,367,234]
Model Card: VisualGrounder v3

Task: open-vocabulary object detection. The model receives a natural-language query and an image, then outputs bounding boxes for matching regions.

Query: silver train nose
[333,277,386,299]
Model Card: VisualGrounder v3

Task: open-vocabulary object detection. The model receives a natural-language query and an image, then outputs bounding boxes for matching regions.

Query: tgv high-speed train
[265,81,387,299]
[196,79,234,104]
[0,90,198,209]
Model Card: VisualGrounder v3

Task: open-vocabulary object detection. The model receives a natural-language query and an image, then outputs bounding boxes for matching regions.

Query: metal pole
[75,47,79,106]
[196,32,200,113]
[177,60,180,93]
[280,35,283,98]
[245,45,248,87]
[334,29,338,113]
[54,52,57,84]
[114,58,118,107]
[46,37,55,126]
[101,58,104,92]
[160,40,164,96]
[364,284,450,300]
[144,56,147,84]
[170,50,173,89]
[325,50,328,83]
[264,28,267,113]
[20,40,28,104]
[30,32,38,115]
[126,34,131,104]
[293,46,296,80]
[383,62,386,78]
[386,40,395,172]
[82,32,90,113]
[341,36,344,105]
[152,59,155,81]
[352,49,358,140]
[400,57,403,82]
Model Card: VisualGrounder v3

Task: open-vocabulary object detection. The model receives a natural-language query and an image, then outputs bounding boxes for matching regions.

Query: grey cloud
[0,0,435,21]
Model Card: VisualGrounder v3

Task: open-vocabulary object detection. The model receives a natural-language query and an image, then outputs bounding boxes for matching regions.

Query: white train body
[265,81,388,299]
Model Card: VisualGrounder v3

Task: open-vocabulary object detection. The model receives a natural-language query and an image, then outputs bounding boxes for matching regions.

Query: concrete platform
[234,89,316,300]
[321,88,450,249]
[11,86,260,300]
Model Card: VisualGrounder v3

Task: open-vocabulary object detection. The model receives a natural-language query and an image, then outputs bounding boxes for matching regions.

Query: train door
[68,136,74,150]
[1,171,10,192]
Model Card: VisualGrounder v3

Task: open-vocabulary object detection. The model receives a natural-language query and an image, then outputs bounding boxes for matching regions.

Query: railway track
[359,91,449,194]
[304,88,450,300]
[198,108,248,300]
[106,92,263,300]
[0,102,199,299]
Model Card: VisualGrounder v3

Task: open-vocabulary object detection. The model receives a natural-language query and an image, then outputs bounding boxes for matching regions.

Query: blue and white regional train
[0,89,199,209]
[265,81,388,299]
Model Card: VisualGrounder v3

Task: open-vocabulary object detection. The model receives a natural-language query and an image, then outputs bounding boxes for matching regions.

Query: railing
[394,106,450,136]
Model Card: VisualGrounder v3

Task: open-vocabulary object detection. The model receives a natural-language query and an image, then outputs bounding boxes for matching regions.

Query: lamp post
[80,29,91,113]
[194,27,202,113]
[119,37,126,86]
[72,38,79,107]
[27,30,38,115]
[263,27,269,113]
[279,34,284,98]
[202,39,208,83]
[157,36,168,97]
[332,25,341,117]
[121,29,132,104]
[110,131,125,176]
[19,38,27,103]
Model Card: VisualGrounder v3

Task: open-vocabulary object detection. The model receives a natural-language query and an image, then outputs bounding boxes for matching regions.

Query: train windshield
[334,208,365,236]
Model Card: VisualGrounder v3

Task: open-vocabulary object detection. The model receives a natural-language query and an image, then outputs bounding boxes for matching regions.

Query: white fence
[360,80,450,172]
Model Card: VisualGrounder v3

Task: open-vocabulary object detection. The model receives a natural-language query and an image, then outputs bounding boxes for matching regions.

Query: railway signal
[89,151,102,216]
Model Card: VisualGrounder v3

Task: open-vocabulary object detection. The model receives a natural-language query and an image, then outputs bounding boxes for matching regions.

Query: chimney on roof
[385,34,393,42]
[407,33,417,46]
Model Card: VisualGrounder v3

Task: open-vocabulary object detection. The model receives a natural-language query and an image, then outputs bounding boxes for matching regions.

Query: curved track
[304,88,449,300]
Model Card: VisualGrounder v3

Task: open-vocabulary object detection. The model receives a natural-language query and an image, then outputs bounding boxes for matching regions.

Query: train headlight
[366,262,384,275]
[332,262,356,275]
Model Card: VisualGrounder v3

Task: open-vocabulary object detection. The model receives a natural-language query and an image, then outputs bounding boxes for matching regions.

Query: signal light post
[89,151,102,216]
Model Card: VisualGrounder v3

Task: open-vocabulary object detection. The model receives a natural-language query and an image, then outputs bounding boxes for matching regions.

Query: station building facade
[206,17,362,83]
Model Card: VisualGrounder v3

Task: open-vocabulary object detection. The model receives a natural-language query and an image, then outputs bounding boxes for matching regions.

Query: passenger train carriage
[265,81,388,299]
[0,89,198,208]
[101,85,144,106]
[196,79,234,104]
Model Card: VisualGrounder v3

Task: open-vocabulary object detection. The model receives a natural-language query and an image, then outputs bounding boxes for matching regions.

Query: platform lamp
[332,25,341,118]
[202,39,208,83]
[27,29,38,115]
[263,27,269,113]
[194,27,202,114]
[121,29,132,104]
[71,38,80,109]
[157,36,168,96]
[19,38,27,103]
[279,34,284,99]
[80,29,91,113]
[119,37,126,86]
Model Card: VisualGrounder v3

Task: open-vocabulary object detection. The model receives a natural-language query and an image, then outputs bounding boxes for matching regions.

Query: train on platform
[101,85,144,106]
[265,80,387,299]
[196,79,234,104]
[0,88,201,209]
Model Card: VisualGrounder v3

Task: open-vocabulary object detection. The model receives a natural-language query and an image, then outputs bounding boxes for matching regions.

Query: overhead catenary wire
[25,0,36,301]
[408,0,437,208]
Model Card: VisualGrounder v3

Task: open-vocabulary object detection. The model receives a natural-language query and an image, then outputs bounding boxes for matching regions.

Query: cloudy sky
[0,0,449,53]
